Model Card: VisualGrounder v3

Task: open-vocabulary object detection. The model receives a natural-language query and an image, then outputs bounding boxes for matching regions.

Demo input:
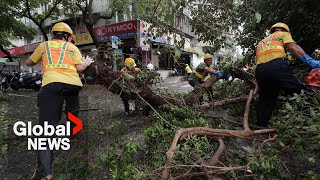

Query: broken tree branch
[172,165,247,179]
[243,90,254,131]
[185,75,218,105]
[136,93,178,129]
[161,127,277,179]
[205,115,265,129]
[209,138,225,166]
[201,96,249,109]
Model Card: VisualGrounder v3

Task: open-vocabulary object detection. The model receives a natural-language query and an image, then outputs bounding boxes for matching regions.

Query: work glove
[82,56,94,68]
[299,54,320,68]
[213,71,223,79]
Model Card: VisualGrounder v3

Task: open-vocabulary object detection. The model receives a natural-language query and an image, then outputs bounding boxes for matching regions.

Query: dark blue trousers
[255,58,304,127]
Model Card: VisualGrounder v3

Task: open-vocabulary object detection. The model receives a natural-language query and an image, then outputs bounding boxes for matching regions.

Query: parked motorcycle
[10,71,42,91]
[0,65,7,92]
[172,65,184,76]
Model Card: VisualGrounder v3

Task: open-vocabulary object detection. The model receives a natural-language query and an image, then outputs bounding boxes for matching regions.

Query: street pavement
[158,75,193,93]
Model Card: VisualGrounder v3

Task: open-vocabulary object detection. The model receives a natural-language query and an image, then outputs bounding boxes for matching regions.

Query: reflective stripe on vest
[44,41,76,72]
[195,71,205,81]
[58,42,68,64]
[44,64,77,71]
[44,42,53,64]
[256,46,285,59]
[256,34,285,59]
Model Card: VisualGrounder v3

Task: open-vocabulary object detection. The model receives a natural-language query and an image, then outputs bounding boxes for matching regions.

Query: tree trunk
[84,21,100,48]
[38,24,49,41]
[0,45,13,62]
[185,76,218,105]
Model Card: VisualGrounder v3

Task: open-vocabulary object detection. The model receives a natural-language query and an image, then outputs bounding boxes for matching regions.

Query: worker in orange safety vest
[255,22,320,127]
[26,22,94,180]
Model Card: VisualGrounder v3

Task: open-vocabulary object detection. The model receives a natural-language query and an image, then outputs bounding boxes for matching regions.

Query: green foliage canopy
[0,0,35,47]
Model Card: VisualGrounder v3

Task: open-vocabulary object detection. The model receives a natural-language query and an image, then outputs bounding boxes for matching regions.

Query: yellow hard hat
[52,22,76,39]
[204,53,213,60]
[270,22,290,33]
[124,57,136,68]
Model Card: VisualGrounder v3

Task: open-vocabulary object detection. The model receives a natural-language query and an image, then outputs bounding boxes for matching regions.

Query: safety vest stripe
[195,71,205,81]
[259,45,284,52]
[44,42,53,64]
[266,34,273,47]
[58,42,68,64]
[259,41,264,52]
[256,48,284,58]
[44,64,77,71]
[271,42,283,46]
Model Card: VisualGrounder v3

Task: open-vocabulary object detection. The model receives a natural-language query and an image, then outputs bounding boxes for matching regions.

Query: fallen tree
[83,47,254,110]
[81,47,283,179]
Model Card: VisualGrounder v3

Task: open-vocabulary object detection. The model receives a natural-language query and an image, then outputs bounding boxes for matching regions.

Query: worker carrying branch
[188,53,223,103]
[255,22,320,127]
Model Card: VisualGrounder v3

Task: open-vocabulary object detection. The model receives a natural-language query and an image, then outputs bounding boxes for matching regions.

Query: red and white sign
[93,20,137,38]
[24,42,40,53]
[0,46,25,57]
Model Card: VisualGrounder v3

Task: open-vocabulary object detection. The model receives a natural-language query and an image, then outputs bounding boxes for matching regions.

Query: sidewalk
[159,75,193,93]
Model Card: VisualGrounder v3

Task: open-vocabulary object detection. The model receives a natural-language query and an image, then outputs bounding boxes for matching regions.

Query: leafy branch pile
[100,80,320,180]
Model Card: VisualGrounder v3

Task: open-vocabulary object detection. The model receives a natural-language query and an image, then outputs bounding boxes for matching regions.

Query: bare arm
[285,43,306,59]
[25,58,36,66]
[286,42,320,68]
[75,64,87,72]
[204,67,215,74]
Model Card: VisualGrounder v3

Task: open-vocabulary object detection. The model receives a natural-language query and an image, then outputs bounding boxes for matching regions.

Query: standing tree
[19,0,62,41]
[63,0,117,48]
[0,0,35,61]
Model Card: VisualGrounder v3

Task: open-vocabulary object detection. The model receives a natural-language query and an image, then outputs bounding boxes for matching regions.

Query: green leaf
[310,109,316,117]
[255,12,262,23]
[308,157,316,163]
[279,141,286,147]
[285,103,293,111]
[174,47,182,61]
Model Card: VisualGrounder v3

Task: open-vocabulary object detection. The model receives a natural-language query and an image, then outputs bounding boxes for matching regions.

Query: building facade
[0,0,238,74]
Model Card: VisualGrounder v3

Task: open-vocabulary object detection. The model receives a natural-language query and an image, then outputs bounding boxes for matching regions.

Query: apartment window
[117,12,124,22]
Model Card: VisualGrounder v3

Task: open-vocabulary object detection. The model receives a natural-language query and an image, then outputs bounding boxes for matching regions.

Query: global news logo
[13,113,82,151]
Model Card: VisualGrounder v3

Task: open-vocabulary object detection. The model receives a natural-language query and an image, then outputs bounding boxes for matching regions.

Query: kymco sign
[93,20,137,40]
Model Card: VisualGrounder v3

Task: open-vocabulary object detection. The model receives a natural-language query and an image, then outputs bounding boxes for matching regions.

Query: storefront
[93,19,139,65]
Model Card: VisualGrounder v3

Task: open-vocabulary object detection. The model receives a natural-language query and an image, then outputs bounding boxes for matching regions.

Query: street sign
[111,36,119,48]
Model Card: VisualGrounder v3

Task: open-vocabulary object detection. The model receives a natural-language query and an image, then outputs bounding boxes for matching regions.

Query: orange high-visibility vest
[256,33,285,61]
[42,41,77,73]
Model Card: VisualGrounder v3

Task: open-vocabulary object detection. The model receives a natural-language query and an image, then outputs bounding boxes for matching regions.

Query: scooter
[9,71,42,91]
[0,65,10,93]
